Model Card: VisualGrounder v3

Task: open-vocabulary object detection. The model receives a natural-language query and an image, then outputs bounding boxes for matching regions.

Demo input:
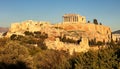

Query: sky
[0,0,120,31]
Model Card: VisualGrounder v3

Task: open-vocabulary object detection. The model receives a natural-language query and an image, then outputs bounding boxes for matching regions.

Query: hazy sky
[0,0,120,31]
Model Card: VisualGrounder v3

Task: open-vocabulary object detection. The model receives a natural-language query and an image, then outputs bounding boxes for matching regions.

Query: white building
[112,34,120,41]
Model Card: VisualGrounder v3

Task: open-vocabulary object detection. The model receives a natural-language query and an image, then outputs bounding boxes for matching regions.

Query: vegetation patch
[0,36,120,69]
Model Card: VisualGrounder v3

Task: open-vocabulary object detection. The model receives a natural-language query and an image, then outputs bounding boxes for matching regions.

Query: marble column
[65,17,66,22]
[75,16,76,22]
[64,17,66,22]
[72,16,74,22]
[73,16,74,22]
[67,17,69,22]
[74,16,76,22]
[76,16,78,22]
[71,16,73,22]
[71,17,73,22]
[68,17,70,22]
[69,17,71,22]
[65,17,67,22]
[75,16,77,22]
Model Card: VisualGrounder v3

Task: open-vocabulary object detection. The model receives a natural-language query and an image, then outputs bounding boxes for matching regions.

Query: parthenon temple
[63,14,86,23]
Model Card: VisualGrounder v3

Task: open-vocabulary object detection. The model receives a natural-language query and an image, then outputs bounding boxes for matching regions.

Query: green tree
[100,23,102,25]
[10,34,17,40]
[88,21,90,23]
[93,19,98,25]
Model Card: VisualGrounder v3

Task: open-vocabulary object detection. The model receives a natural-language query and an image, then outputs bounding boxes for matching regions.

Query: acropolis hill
[6,14,111,54]
[7,14,111,42]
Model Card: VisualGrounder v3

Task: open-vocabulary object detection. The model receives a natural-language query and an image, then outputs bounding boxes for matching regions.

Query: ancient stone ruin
[6,14,112,54]
[63,14,86,23]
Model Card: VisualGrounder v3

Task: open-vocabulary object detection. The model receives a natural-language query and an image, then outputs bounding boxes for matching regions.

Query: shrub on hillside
[33,50,70,69]
[37,42,47,50]
[59,36,77,44]
[24,31,34,36]
[10,34,24,41]
[34,31,41,35]
[2,32,7,36]
[0,38,9,47]
[96,41,104,46]
[69,47,119,69]
[1,35,120,69]
[26,45,42,56]
[10,34,17,40]
[89,39,96,46]
[69,50,98,69]
[34,33,48,39]
[0,41,34,69]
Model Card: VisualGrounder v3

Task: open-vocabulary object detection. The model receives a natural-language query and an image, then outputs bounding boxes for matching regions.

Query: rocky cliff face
[7,20,51,37]
[45,38,89,55]
[55,23,111,42]
[7,20,111,43]
[6,20,111,54]
[9,20,50,32]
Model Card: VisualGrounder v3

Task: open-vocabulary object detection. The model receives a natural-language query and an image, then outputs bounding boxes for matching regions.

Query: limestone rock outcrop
[6,20,51,37]
[6,14,112,54]
[45,38,89,55]
[55,23,111,42]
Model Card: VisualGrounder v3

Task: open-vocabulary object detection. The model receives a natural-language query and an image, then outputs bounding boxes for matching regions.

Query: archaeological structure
[6,14,112,54]
[63,14,86,23]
